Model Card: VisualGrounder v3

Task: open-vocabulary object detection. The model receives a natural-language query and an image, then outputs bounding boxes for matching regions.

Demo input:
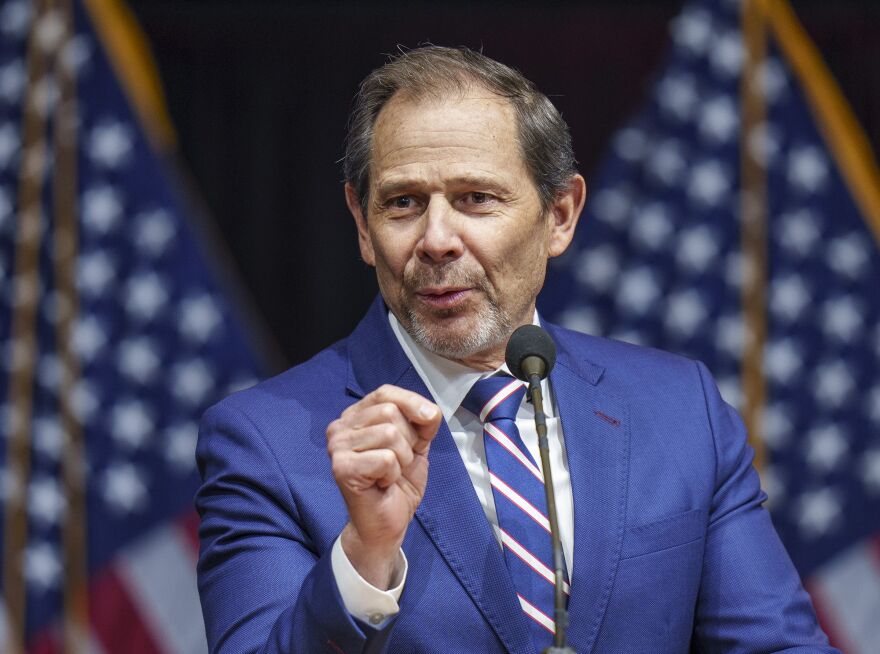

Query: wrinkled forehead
[369,90,525,180]
[375,86,516,127]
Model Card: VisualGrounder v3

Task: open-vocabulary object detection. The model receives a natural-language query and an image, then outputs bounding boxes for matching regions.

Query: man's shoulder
[204,336,353,427]
[546,322,706,393]
[548,322,697,372]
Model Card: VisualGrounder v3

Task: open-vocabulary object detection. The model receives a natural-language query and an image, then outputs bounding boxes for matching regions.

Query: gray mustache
[405,265,488,290]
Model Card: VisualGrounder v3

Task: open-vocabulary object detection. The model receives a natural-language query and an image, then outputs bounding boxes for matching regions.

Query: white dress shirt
[331,311,574,626]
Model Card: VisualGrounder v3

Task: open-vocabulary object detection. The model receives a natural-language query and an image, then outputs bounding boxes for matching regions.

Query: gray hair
[343,46,578,215]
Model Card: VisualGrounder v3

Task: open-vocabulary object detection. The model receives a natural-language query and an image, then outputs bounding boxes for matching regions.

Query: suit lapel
[347,298,533,653]
[548,327,630,653]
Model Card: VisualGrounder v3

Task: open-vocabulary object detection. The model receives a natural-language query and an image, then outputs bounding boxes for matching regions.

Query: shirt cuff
[330,535,407,628]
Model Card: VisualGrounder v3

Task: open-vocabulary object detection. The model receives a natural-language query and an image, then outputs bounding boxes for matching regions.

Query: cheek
[480,243,546,306]
[369,229,412,277]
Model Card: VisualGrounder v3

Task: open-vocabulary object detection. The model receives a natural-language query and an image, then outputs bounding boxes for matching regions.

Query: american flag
[540,0,880,650]
[0,0,262,652]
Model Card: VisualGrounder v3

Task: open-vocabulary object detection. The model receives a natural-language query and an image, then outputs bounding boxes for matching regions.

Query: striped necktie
[462,374,568,650]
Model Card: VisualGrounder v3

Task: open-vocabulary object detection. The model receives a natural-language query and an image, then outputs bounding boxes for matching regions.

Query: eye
[391,196,413,209]
[460,191,498,212]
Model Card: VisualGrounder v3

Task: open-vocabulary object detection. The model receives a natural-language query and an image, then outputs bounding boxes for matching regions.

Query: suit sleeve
[195,400,398,654]
[692,361,840,653]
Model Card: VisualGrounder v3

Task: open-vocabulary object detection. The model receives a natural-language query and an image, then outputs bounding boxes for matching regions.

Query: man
[196,46,836,653]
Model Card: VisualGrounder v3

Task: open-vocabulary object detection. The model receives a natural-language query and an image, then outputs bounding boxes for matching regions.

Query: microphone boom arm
[522,357,575,654]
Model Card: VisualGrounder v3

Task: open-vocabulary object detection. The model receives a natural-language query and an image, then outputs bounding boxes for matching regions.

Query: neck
[449,347,506,372]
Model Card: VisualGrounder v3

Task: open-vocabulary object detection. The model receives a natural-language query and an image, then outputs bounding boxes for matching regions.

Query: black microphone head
[505,324,557,382]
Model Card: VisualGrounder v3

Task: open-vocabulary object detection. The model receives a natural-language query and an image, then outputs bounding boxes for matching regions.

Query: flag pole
[760,0,880,247]
[53,0,90,650]
[2,0,53,650]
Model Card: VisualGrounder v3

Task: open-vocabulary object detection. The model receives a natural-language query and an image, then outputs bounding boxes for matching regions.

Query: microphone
[506,324,556,385]
[505,326,574,654]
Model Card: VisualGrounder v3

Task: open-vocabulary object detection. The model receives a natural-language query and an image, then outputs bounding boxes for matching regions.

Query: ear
[345,183,376,267]
[547,174,586,258]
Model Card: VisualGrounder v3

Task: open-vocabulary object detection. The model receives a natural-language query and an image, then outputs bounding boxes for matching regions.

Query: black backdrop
[126,0,880,371]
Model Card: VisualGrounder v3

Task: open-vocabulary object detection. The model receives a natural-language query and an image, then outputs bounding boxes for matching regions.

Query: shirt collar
[388,310,540,424]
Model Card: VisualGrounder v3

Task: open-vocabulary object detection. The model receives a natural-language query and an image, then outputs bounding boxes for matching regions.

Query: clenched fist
[326,384,442,589]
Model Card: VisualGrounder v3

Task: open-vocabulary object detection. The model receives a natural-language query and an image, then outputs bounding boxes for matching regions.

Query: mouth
[414,287,473,309]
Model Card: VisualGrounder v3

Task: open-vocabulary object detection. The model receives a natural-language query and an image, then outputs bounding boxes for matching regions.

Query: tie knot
[462,375,526,424]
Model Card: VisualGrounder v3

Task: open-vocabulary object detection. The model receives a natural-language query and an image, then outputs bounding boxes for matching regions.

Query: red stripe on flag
[177,509,201,560]
[804,579,856,654]
[27,629,60,654]
[91,566,164,654]
[868,532,880,570]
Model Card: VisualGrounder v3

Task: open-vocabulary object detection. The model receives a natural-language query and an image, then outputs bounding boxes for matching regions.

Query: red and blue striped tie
[463,374,568,650]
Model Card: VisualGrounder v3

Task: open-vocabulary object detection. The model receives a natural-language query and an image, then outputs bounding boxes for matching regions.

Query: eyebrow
[374,175,511,198]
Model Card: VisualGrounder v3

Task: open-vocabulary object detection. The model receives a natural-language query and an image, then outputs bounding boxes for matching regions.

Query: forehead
[369,89,530,187]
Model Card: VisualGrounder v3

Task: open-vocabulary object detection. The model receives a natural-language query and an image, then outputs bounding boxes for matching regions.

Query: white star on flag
[787,145,829,192]
[72,315,107,362]
[0,0,31,40]
[111,400,155,449]
[102,463,148,514]
[671,7,712,55]
[687,159,730,205]
[764,339,802,384]
[71,379,100,423]
[631,203,673,249]
[762,403,794,450]
[797,488,842,538]
[770,275,810,321]
[124,272,169,321]
[665,290,708,337]
[821,296,863,342]
[33,416,65,461]
[165,422,199,472]
[117,337,161,384]
[134,208,176,256]
[778,208,820,256]
[82,185,124,234]
[812,361,855,408]
[617,267,660,315]
[575,245,619,292]
[657,73,698,121]
[677,225,719,272]
[25,542,62,592]
[806,425,849,473]
[179,294,222,343]
[77,250,116,297]
[709,30,744,77]
[647,140,686,185]
[827,233,870,278]
[171,360,213,406]
[698,95,739,143]
[28,476,67,526]
[88,121,134,169]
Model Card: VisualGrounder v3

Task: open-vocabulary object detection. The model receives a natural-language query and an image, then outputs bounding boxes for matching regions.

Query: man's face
[347,88,582,369]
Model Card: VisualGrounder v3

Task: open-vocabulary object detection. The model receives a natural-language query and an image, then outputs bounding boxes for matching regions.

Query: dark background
[126,0,880,371]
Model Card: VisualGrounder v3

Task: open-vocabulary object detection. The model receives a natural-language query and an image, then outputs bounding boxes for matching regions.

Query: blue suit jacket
[196,297,836,653]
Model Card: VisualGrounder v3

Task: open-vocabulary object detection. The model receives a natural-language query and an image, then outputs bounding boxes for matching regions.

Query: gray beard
[394,262,513,360]
[401,296,512,361]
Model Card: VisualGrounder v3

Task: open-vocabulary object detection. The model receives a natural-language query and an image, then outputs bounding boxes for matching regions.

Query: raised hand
[327,384,442,588]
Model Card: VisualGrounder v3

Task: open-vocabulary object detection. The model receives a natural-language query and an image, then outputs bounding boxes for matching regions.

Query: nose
[415,195,464,264]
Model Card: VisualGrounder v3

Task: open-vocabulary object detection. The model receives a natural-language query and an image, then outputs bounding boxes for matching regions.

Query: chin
[404,304,511,361]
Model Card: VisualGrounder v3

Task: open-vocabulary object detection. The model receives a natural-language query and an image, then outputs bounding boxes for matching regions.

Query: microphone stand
[526,373,576,654]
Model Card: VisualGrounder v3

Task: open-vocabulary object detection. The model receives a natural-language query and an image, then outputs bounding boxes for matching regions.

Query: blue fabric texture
[195,296,839,653]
